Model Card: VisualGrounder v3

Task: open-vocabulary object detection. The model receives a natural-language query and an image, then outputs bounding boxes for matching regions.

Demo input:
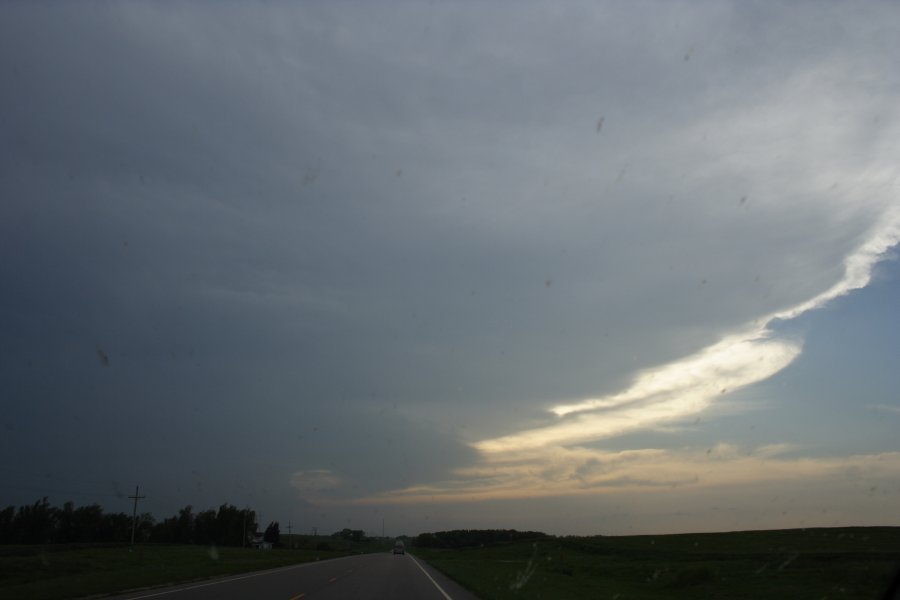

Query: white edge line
[116,554,358,599]
[409,554,454,600]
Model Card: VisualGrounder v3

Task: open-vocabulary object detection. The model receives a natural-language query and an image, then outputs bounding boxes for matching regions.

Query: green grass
[2,529,896,599]
[0,539,390,600]
[413,527,900,600]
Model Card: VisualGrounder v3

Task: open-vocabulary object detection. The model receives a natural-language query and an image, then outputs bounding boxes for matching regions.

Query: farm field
[1,528,898,599]
[414,527,900,600]
[0,538,390,600]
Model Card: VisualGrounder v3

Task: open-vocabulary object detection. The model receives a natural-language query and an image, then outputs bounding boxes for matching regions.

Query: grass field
[414,527,900,600]
[0,537,392,600]
[1,528,897,599]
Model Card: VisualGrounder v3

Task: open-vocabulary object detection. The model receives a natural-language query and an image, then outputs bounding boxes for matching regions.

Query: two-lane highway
[107,553,480,600]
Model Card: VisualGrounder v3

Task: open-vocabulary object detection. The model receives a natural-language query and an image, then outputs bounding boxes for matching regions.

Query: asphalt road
[106,552,480,600]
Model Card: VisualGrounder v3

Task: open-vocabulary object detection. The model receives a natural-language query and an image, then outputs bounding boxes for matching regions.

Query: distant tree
[0,506,15,543]
[147,504,255,546]
[332,528,366,542]
[194,509,218,545]
[240,508,257,547]
[264,521,280,546]
[72,504,104,542]
[136,512,155,543]
[153,515,178,543]
[0,498,138,544]
[100,511,132,543]
[176,505,194,544]
[17,497,57,544]
[56,501,75,543]
[0,499,257,546]
[215,504,251,547]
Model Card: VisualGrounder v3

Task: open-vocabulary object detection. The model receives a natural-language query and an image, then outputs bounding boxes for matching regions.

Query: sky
[1,1,899,537]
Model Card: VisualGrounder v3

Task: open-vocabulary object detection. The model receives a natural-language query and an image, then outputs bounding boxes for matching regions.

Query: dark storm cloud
[2,1,899,533]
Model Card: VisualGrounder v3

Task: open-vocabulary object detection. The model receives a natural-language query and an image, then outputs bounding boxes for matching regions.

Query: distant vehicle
[393,540,405,555]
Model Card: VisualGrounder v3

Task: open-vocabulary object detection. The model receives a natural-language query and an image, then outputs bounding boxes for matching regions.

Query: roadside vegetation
[0,497,261,547]
[0,498,394,600]
[413,527,900,600]
[0,538,394,600]
[2,499,897,600]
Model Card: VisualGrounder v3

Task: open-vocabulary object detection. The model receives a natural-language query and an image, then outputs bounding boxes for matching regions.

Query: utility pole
[242,506,249,548]
[287,521,293,548]
[382,518,385,539]
[128,486,145,547]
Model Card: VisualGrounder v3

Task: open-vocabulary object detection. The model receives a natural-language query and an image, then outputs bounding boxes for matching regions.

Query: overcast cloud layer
[2,1,899,536]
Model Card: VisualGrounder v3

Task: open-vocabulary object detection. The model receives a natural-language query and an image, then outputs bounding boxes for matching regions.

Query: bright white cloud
[477,336,800,453]
[473,205,900,455]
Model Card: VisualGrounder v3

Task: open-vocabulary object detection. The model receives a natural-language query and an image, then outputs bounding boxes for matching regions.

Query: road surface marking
[289,594,305,600]
[409,555,454,600]
[328,576,337,583]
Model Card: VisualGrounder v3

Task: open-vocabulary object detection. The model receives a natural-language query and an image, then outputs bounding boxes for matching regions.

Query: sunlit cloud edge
[475,204,900,454]
[351,448,900,505]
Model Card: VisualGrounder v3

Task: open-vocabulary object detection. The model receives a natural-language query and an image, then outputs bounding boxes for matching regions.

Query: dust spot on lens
[302,167,320,186]
[96,348,110,367]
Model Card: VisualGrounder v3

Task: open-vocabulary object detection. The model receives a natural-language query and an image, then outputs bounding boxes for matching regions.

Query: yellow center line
[289,594,305,600]
[328,576,338,583]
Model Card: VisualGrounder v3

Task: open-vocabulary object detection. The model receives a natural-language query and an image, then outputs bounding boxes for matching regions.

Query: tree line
[331,527,368,542]
[0,497,266,546]
[415,529,549,548]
